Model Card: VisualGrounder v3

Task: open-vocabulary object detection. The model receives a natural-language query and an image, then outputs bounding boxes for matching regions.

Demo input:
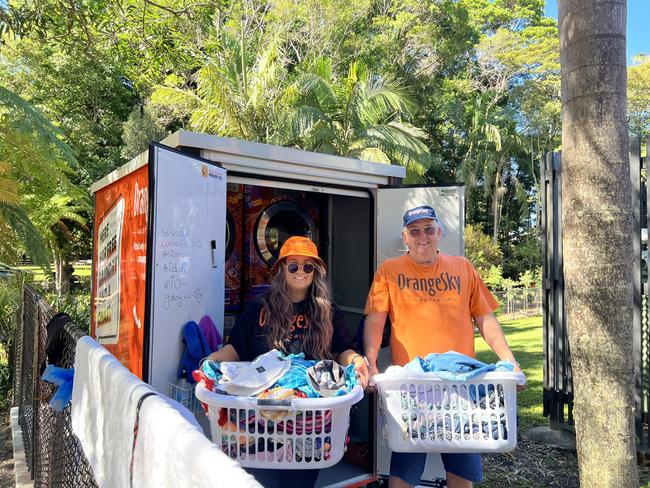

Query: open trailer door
[374,184,465,486]
[145,143,227,393]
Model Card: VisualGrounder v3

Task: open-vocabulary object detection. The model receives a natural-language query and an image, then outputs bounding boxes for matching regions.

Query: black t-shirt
[227,296,356,361]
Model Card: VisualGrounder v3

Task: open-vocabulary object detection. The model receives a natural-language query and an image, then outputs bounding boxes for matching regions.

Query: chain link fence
[492,287,542,320]
[14,285,98,487]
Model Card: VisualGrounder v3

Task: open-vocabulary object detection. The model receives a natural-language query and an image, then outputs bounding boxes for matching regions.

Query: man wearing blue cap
[364,205,522,488]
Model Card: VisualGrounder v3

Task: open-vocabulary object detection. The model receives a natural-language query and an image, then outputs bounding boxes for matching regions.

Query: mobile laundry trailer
[89,130,465,487]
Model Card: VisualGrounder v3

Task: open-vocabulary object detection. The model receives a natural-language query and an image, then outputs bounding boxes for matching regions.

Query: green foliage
[0,0,562,281]
[0,274,22,409]
[629,55,650,136]
[121,104,169,160]
[286,60,433,181]
[152,31,288,142]
[0,86,85,267]
[0,38,137,189]
[518,267,542,288]
[465,224,503,272]
[45,290,91,333]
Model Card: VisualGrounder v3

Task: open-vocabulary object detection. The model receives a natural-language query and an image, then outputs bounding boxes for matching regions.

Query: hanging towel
[71,336,154,488]
[178,320,212,384]
[198,315,223,352]
[131,394,261,488]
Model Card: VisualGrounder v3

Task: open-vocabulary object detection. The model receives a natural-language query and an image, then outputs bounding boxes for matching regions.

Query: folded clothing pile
[398,387,508,442]
[383,351,516,443]
[193,349,358,463]
[194,349,358,399]
[387,350,515,380]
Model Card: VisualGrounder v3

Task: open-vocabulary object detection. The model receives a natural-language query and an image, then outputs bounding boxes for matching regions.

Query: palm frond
[0,204,49,266]
[248,37,285,111]
[291,73,339,115]
[0,163,18,205]
[151,85,202,116]
[348,146,391,164]
[349,75,415,130]
[359,122,434,181]
[0,86,77,165]
[482,123,502,151]
[306,57,333,83]
[288,105,331,138]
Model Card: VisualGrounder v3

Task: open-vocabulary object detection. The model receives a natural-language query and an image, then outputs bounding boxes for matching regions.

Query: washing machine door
[255,200,318,266]
[225,210,235,260]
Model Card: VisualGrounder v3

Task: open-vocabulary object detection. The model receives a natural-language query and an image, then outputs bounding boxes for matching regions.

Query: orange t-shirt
[365,253,499,366]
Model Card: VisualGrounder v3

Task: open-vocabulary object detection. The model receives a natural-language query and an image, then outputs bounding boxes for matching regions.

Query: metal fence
[492,287,542,319]
[541,135,650,444]
[14,285,98,487]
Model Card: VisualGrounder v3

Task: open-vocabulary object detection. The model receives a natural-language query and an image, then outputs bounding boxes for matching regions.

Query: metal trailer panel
[92,131,406,194]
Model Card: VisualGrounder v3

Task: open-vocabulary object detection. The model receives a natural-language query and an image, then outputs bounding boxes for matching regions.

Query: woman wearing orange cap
[204,236,368,487]
[206,236,369,382]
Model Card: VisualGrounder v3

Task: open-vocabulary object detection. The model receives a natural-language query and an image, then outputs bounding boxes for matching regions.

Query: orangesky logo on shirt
[397,272,462,296]
[259,309,308,339]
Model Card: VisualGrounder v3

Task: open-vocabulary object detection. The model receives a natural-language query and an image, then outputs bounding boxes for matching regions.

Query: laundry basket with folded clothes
[373,350,526,454]
[193,349,364,469]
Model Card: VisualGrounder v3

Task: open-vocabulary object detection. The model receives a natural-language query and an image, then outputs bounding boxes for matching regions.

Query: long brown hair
[262,261,334,359]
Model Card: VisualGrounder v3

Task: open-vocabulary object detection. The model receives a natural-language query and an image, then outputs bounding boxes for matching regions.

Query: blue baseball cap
[403,205,439,227]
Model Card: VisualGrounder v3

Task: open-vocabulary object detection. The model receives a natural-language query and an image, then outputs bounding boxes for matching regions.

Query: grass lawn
[475,315,544,430]
[16,264,92,281]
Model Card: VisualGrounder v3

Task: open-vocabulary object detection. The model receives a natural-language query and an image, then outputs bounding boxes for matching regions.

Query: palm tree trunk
[54,251,70,299]
[559,1,638,486]
[492,170,500,245]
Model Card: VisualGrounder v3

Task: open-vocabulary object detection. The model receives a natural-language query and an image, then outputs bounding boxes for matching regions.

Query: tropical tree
[559,1,638,486]
[0,86,70,266]
[0,86,89,294]
[151,31,288,143]
[628,54,650,136]
[285,59,434,182]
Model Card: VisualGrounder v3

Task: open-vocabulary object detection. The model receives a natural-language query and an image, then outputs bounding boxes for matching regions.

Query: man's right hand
[366,361,380,390]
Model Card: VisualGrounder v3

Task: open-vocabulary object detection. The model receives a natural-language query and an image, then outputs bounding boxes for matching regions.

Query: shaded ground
[481,438,578,488]
[0,410,14,487]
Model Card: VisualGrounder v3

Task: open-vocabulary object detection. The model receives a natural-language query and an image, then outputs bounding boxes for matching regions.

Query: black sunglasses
[286,262,315,274]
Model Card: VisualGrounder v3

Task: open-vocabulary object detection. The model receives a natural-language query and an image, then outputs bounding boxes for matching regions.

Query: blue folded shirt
[404,350,514,381]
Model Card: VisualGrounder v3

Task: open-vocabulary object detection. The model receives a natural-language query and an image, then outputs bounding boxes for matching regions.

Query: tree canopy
[0,0,648,281]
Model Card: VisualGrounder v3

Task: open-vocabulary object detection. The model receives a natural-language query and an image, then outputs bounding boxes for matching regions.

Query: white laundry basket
[374,371,525,453]
[195,382,364,469]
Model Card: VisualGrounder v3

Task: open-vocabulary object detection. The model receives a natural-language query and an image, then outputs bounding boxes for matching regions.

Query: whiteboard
[148,145,226,393]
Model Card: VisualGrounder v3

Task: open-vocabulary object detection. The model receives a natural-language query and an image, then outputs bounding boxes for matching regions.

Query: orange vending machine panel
[91,164,149,378]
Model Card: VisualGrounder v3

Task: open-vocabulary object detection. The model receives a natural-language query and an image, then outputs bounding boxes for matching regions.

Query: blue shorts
[390,451,483,485]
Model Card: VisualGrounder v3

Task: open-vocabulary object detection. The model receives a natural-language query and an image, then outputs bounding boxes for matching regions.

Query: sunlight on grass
[475,315,544,429]
[16,265,92,280]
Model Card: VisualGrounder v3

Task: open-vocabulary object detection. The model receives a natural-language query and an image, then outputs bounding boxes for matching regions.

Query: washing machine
[224,183,244,313]
[243,186,323,302]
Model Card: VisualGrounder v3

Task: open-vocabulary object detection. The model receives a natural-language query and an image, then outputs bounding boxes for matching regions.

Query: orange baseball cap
[276,236,324,267]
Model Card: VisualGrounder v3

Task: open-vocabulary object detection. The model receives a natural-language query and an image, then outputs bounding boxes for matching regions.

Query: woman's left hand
[352,355,369,389]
